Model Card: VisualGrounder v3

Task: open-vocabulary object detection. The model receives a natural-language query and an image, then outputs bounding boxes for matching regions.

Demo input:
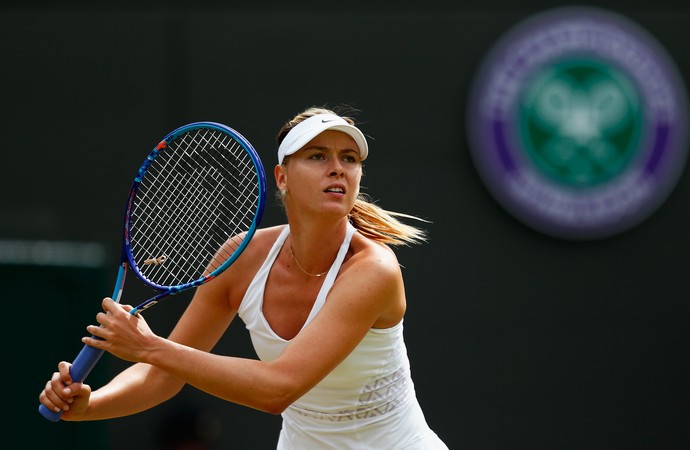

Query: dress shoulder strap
[303,222,357,325]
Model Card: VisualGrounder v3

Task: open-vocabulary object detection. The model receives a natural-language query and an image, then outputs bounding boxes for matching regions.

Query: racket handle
[39,263,127,421]
[38,343,105,422]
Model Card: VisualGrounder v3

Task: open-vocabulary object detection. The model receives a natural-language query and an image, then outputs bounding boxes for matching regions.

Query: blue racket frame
[127,122,266,314]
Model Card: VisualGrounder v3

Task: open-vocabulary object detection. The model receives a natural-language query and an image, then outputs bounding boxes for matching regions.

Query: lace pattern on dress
[288,367,411,422]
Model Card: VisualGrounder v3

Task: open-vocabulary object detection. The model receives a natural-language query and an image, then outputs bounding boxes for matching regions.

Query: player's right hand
[38,361,92,420]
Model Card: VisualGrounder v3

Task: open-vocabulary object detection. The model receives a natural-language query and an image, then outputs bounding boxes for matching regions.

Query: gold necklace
[290,244,329,277]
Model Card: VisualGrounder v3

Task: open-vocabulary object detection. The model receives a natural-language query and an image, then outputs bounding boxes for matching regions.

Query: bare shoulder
[246,225,285,253]
[224,225,284,275]
[203,225,286,308]
[335,231,406,327]
[347,231,401,276]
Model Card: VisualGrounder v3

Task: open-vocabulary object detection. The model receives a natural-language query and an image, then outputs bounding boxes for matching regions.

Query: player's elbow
[263,399,289,415]
[258,374,304,415]
[257,396,290,415]
[261,388,298,415]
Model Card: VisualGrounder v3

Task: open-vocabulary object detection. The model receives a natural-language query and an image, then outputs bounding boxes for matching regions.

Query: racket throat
[130,297,161,315]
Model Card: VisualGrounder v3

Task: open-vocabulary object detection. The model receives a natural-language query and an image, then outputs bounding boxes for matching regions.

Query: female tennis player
[39,106,448,449]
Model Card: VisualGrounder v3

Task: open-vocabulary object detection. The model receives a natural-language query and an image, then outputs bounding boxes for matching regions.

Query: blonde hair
[276,106,428,246]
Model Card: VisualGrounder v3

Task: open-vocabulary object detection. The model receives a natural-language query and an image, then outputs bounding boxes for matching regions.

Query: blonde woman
[40,106,448,449]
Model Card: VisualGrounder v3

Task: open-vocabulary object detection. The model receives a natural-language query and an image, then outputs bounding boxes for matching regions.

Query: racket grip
[38,342,105,422]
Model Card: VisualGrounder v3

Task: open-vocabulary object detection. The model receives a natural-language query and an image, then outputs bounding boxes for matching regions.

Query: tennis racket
[39,121,266,422]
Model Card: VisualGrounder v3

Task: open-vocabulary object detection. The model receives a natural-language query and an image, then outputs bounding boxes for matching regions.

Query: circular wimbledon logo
[467,7,689,239]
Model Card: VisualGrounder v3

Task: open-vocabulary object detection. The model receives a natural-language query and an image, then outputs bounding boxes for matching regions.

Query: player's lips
[324,184,346,194]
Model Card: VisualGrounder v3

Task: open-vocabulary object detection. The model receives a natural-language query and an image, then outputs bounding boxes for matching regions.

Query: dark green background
[3,1,689,449]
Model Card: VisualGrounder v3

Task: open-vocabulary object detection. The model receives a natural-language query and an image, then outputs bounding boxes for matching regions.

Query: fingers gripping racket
[39,122,266,421]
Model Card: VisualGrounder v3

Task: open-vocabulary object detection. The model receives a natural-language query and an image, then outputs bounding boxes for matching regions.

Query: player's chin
[320,200,353,215]
[325,191,356,204]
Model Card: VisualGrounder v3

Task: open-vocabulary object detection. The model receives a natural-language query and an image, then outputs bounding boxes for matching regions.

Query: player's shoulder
[348,231,400,277]
[242,225,285,257]
[215,225,286,305]
[253,225,285,242]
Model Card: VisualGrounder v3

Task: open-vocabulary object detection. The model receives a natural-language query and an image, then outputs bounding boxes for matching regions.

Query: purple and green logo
[467,7,688,239]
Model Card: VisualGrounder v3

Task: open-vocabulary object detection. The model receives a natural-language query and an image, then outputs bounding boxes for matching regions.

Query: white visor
[277,113,368,164]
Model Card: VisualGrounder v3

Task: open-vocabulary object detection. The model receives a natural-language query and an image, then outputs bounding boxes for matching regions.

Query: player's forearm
[83,363,184,420]
[146,338,298,414]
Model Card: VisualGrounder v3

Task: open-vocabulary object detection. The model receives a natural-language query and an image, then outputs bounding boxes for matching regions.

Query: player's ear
[274,164,287,191]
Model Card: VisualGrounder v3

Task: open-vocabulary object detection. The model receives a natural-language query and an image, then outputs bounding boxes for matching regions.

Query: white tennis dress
[238,223,448,449]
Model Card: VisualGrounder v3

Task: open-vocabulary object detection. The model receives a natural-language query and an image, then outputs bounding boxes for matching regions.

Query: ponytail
[349,194,427,246]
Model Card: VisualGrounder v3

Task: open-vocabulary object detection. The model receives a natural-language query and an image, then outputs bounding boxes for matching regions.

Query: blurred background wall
[3,1,688,449]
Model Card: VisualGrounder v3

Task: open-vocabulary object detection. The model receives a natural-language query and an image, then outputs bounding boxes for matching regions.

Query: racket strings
[135,145,255,284]
[129,128,261,287]
[156,133,256,266]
